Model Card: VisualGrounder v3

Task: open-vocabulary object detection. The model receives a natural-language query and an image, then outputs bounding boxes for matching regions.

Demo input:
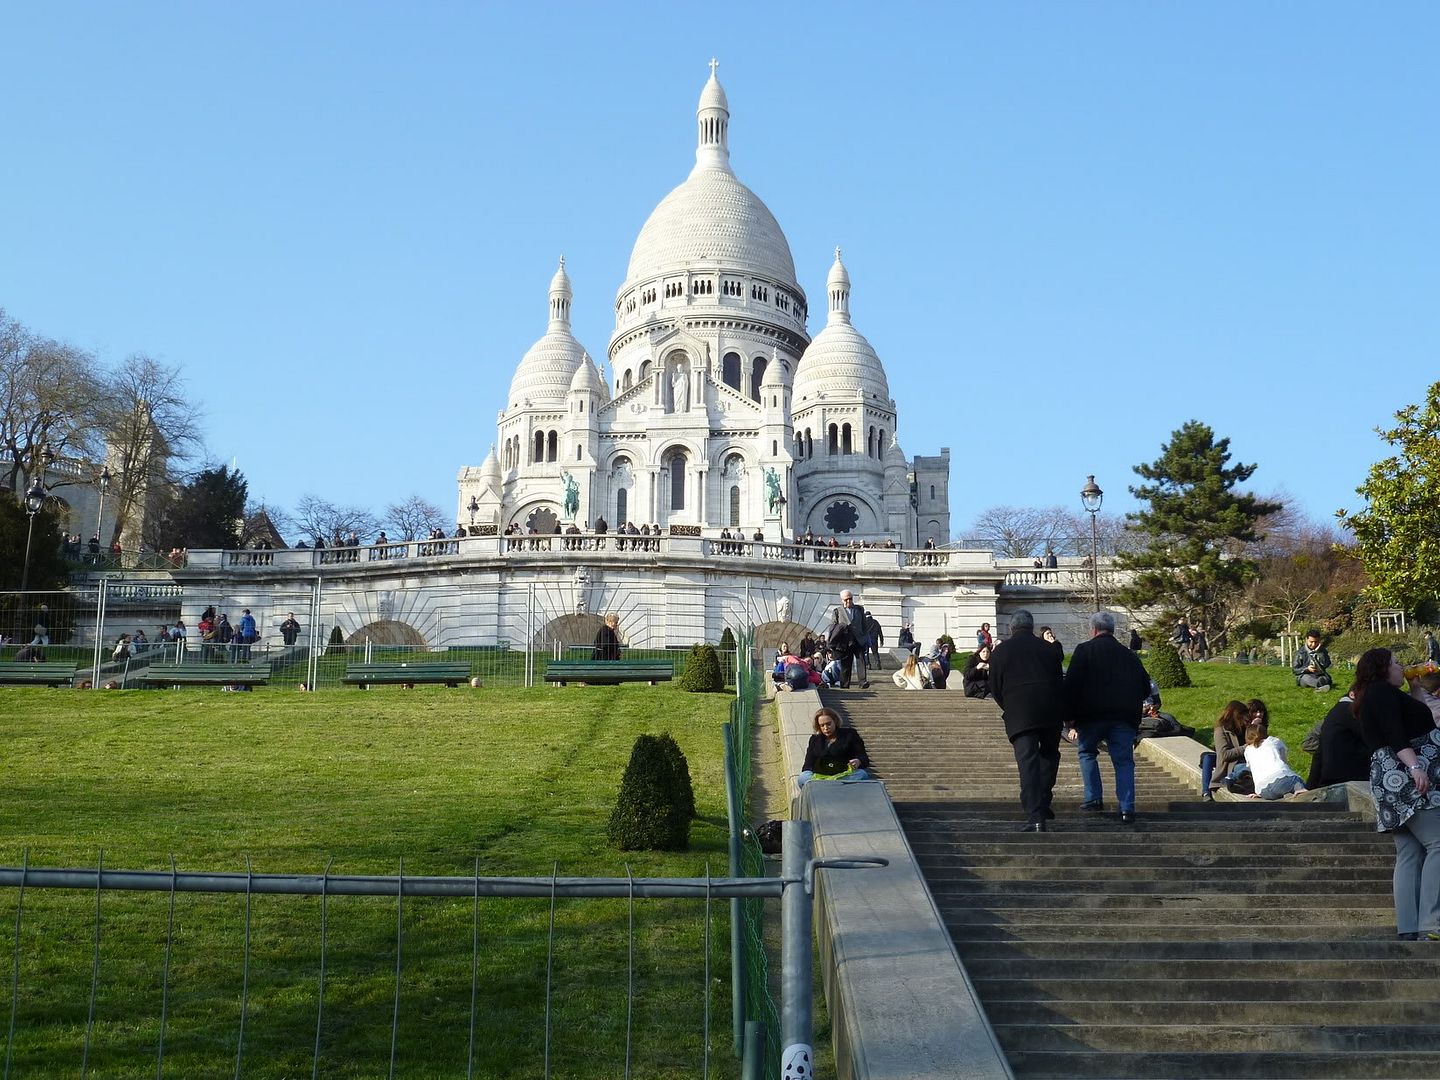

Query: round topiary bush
[1146,640,1192,689]
[655,732,696,818]
[680,643,725,692]
[608,734,690,851]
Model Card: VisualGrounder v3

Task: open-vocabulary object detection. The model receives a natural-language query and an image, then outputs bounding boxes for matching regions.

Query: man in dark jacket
[990,610,1065,832]
[1292,630,1333,690]
[827,590,870,689]
[1065,610,1152,823]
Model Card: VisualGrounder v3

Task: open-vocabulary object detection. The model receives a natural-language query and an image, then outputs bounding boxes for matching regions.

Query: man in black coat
[826,590,870,689]
[990,609,1065,832]
[1065,610,1152,824]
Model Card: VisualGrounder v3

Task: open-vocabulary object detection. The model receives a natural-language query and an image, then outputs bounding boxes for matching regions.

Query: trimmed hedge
[679,643,725,692]
[607,734,691,851]
[655,732,696,818]
[1146,640,1192,689]
[718,626,736,652]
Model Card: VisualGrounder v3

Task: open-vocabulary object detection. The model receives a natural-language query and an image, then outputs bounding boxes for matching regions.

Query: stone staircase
[824,683,1440,1079]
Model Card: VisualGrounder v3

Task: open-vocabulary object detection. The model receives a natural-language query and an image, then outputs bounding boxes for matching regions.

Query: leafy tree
[0,494,69,590]
[1339,381,1440,616]
[384,494,448,541]
[1116,421,1281,644]
[154,465,248,550]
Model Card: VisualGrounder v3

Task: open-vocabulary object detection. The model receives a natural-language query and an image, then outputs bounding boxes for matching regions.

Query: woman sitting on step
[962,645,992,699]
[1243,717,1308,800]
[891,653,929,690]
[797,708,872,786]
[1204,700,1252,797]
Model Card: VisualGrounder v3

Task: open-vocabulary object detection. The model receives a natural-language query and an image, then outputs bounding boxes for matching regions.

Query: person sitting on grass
[1244,719,1307,799]
[797,707,872,786]
[1293,630,1333,690]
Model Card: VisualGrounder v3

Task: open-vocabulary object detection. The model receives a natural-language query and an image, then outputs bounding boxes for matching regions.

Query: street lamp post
[1080,475,1104,613]
[20,479,47,593]
[467,496,479,531]
[94,466,112,561]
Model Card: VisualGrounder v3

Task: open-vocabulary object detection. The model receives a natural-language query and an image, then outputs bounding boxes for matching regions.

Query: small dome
[569,353,606,395]
[792,251,890,404]
[760,349,785,388]
[480,445,502,488]
[508,258,588,407]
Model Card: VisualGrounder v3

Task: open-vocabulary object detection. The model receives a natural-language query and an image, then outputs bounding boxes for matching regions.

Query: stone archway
[345,620,427,647]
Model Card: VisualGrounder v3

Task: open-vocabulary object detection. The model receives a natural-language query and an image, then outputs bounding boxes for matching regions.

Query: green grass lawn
[0,685,739,1078]
[1152,660,1347,779]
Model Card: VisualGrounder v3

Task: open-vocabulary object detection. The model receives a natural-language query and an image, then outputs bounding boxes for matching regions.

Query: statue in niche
[670,363,690,413]
[776,594,791,624]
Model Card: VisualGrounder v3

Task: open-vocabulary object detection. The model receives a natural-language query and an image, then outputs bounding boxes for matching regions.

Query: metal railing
[0,828,882,1079]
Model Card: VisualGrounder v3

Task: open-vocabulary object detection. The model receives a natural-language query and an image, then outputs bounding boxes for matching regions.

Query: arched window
[868,426,875,457]
[878,429,886,454]
[930,485,935,500]
[639,359,652,382]
[616,488,628,524]
[804,429,812,459]
[772,440,778,456]
[547,431,558,462]
[828,424,838,455]
[842,424,853,455]
[750,356,767,401]
[729,486,740,526]
[622,370,633,392]
[666,450,687,511]
[576,446,582,461]
[533,431,544,463]
[722,352,741,391]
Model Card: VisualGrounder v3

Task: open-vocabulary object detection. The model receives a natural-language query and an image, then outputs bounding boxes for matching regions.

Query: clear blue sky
[4,3,1436,537]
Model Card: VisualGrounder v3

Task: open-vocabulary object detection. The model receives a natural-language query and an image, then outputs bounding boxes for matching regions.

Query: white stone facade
[458,65,950,546]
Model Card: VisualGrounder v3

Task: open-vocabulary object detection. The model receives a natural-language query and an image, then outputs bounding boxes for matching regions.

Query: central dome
[621,67,798,292]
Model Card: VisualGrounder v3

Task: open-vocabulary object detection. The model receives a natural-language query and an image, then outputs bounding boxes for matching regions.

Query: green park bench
[141,663,273,688]
[0,663,79,687]
[342,662,472,688]
[542,660,674,686]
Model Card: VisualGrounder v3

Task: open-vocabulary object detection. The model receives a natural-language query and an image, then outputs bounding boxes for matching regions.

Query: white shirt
[1244,736,1294,789]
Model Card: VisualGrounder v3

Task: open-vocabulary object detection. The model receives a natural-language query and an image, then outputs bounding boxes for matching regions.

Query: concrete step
[919,852,1396,869]
[983,999,1440,1025]
[957,939,1428,960]
[1003,1049,1440,1079]
[974,976,1440,1002]
[943,908,1397,929]
[965,956,1440,980]
[994,1023,1440,1053]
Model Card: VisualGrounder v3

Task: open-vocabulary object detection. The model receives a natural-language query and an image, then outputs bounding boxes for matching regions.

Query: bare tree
[961,505,1074,558]
[384,495,448,541]
[97,356,203,546]
[293,494,380,545]
[0,311,106,492]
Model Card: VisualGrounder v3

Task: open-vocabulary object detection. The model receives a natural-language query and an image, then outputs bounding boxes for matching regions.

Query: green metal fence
[723,629,781,1078]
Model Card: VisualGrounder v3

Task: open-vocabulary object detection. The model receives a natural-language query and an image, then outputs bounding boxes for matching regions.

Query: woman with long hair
[1243,717,1307,799]
[1356,648,1440,940]
[1205,700,1252,796]
[891,652,929,690]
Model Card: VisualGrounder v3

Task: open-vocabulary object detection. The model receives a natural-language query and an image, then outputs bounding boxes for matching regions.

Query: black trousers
[1011,727,1062,824]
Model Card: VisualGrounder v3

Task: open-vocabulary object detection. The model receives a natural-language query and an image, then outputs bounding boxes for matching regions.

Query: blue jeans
[1199,751,1216,794]
[1076,722,1137,813]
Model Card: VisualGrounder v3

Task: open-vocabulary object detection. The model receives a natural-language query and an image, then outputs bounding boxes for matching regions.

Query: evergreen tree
[1117,421,1280,643]
[654,732,696,818]
[1145,641,1192,689]
[679,643,725,692]
[608,734,690,851]
[156,464,248,550]
[1340,381,1440,617]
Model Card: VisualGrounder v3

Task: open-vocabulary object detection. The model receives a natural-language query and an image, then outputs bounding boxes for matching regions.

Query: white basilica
[458,64,951,546]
